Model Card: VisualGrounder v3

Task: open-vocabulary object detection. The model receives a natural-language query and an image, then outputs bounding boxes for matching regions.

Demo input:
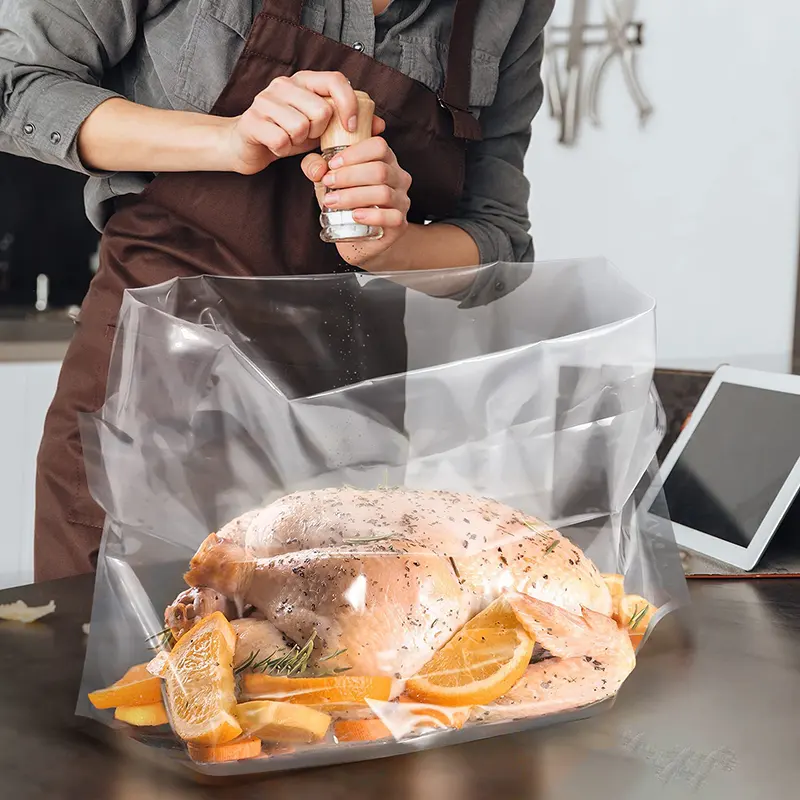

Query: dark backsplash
[0,152,99,309]
[653,368,713,462]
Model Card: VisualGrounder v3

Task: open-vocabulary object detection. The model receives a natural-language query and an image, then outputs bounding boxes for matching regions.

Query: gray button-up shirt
[0,0,554,268]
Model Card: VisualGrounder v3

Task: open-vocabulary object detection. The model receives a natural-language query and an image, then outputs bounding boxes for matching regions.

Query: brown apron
[33,0,482,582]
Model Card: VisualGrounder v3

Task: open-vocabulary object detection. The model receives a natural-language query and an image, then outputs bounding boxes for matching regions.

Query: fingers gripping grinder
[319,90,384,243]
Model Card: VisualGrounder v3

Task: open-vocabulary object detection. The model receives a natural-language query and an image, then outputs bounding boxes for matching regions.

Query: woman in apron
[0,0,555,581]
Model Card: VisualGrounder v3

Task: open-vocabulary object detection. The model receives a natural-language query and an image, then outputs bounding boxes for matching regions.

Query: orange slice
[240,674,392,713]
[162,611,242,745]
[88,662,163,709]
[601,573,625,618]
[620,594,657,640]
[405,595,535,707]
[114,701,169,727]
[398,696,470,729]
[334,717,392,743]
[235,700,331,743]
[187,734,262,764]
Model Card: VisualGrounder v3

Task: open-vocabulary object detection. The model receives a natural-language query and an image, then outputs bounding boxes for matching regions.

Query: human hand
[301,136,412,268]
[221,71,382,175]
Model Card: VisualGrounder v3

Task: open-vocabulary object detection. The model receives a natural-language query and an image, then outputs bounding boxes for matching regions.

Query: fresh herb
[628,605,650,631]
[544,540,560,555]
[522,519,554,543]
[319,648,348,662]
[146,627,175,652]
[344,533,394,545]
[233,650,259,675]
[521,519,544,536]
[375,468,399,492]
[236,632,317,677]
[315,666,353,677]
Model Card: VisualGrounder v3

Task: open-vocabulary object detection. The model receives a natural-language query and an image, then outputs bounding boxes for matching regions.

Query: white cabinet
[0,361,62,589]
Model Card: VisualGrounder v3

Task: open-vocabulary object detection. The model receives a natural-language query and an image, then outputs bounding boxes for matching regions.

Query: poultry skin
[472,593,636,722]
[206,487,612,616]
[167,488,616,684]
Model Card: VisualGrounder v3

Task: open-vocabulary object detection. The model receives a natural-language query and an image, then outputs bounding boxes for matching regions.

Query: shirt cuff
[442,217,516,265]
[436,219,532,308]
[7,76,122,175]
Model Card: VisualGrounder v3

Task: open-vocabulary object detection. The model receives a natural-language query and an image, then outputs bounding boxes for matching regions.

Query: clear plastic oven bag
[76,258,688,776]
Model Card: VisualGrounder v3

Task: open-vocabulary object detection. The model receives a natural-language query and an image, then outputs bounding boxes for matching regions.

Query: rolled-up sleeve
[0,1,169,172]
[442,0,555,265]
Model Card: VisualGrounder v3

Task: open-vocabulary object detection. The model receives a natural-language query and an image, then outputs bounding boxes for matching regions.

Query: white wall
[528,0,800,373]
[0,362,61,588]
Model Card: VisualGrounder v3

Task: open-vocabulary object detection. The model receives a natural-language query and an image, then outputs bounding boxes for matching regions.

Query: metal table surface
[1,575,798,799]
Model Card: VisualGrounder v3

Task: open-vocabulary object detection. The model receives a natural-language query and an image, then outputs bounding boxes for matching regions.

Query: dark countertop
[0,311,75,362]
[1,575,798,799]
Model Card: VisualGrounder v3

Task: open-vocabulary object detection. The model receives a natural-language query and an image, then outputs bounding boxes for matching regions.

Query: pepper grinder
[319,90,383,243]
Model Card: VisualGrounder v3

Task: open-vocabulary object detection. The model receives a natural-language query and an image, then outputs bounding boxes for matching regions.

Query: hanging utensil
[560,0,589,145]
[586,0,653,128]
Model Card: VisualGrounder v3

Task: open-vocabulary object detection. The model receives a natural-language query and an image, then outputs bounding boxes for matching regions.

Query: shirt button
[352,41,365,52]
[22,123,35,135]
[50,131,62,145]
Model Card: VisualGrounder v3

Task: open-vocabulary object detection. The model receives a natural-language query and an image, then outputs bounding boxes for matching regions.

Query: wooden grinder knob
[320,90,375,151]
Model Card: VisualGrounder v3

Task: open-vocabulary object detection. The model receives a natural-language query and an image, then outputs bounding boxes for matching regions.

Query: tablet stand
[681,486,800,578]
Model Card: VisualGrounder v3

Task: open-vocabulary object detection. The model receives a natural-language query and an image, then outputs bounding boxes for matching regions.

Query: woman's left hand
[301,135,412,269]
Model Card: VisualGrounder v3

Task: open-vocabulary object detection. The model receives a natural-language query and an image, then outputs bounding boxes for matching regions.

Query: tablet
[650,365,800,571]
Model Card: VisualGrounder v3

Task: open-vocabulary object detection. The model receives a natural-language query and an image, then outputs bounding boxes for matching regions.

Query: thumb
[301,153,328,209]
[301,152,328,183]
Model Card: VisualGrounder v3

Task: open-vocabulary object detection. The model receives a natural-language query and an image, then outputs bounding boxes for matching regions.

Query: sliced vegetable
[114,701,169,727]
[187,734,262,764]
[405,595,535,707]
[397,696,470,729]
[88,662,163,710]
[601,573,625,618]
[162,611,241,745]
[619,593,657,646]
[333,717,392,743]
[240,674,392,713]
[235,700,331,743]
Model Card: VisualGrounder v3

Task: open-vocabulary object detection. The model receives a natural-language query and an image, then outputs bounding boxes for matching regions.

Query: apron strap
[439,0,483,142]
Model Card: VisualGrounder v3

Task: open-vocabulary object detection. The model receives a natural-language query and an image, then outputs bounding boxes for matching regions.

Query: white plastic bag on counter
[76,258,687,777]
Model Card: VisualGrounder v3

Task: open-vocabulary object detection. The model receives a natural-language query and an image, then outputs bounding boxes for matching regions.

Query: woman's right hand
[222,71,377,175]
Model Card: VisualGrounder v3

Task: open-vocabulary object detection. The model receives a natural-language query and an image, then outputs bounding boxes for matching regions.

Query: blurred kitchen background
[1,0,799,588]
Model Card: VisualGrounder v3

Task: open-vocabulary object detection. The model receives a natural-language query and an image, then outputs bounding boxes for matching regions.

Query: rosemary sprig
[145,626,175,652]
[375,468,399,491]
[544,540,560,555]
[521,519,549,539]
[315,665,353,677]
[344,533,394,545]
[241,632,317,677]
[319,648,348,662]
[233,650,259,675]
[628,604,650,631]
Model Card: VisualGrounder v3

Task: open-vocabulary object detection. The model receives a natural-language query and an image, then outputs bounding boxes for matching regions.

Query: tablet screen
[658,382,800,547]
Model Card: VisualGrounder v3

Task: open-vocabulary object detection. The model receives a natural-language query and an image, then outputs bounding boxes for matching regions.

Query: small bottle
[319,90,383,244]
